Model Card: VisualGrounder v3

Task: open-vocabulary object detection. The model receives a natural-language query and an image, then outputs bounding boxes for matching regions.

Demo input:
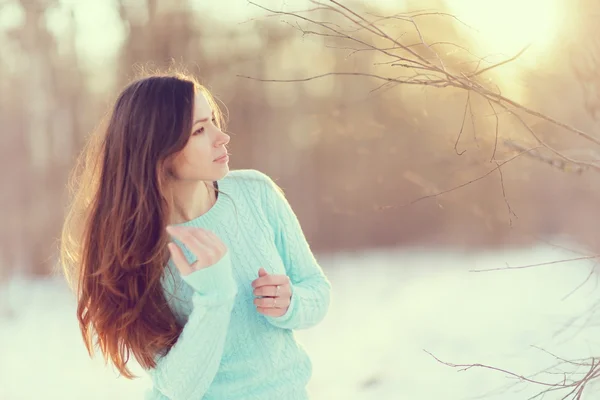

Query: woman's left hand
[252,267,292,317]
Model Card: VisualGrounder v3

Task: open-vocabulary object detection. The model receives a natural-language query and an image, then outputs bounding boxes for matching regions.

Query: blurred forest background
[1,0,600,281]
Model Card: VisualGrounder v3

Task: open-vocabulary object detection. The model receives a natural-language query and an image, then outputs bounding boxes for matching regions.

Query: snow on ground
[1,244,599,400]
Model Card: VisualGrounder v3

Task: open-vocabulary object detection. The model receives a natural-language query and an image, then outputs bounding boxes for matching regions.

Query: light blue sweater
[145,169,331,400]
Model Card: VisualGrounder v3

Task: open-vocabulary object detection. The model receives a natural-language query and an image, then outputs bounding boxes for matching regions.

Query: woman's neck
[169,180,216,224]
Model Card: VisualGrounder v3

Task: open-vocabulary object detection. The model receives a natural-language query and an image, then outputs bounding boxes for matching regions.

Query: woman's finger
[181,230,212,257]
[253,296,289,309]
[181,227,227,258]
[167,226,218,268]
[251,274,290,289]
[256,307,285,317]
[167,242,193,276]
[187,226,210,244]
[253,284,291,298]
[201,229,227,253]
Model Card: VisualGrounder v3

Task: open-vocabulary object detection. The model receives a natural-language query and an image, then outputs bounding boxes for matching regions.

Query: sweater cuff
[181,251,237,304]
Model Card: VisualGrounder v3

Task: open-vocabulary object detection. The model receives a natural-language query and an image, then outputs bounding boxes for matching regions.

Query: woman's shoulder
[222,169,276,188]
[224,168,270,182]
[220,169,279,196]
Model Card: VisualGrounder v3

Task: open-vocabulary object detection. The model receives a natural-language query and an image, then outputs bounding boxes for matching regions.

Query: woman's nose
[215,130,230,147]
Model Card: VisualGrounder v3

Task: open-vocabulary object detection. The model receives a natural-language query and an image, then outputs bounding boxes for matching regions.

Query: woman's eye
[192,117,216,135]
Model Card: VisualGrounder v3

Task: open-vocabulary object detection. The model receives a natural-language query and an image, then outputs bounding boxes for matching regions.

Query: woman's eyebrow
[193,110,215,126]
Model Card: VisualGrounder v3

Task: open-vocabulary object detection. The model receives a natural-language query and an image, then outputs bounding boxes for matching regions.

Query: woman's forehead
[194,91,212,116]
[194,90,211,109]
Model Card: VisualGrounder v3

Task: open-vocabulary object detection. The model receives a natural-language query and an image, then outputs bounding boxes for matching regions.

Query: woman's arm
[257,171,331,330]
[146,228,237,399]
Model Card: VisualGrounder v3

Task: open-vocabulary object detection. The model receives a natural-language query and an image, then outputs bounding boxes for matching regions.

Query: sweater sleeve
[256,171,331,330]
[145,252,237,400]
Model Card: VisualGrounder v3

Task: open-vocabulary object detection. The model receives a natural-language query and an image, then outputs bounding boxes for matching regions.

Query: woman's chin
[214,164,230,179]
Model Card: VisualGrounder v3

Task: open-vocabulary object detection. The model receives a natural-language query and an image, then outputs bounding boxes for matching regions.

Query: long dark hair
[60,71,225,378]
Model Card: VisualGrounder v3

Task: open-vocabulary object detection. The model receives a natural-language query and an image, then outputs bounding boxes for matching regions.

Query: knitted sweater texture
[145,169,331,400]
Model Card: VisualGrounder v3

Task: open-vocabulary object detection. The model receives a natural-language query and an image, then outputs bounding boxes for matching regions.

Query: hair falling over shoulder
[59,69,224,378]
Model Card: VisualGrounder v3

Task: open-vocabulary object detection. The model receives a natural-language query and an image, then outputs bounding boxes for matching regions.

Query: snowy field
[1,244,599,400]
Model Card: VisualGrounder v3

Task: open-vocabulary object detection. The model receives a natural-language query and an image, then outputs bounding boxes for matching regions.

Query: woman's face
[169,91,230,182]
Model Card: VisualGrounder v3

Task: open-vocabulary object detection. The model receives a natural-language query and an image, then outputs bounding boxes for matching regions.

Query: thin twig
[425,350,600,400]
[486,99,500,161]
[496,160,517,225]
[470,255,600,272]
[471,45,531,77]
[454,90,470,155]
[376,146,539,210]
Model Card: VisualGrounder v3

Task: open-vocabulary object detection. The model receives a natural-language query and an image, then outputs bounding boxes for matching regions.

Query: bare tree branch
[454,90,470,155]
[424,349,600,400]
[469,255,600,272]
[496,160,517,225]
[375,146,540,210]
[471,45,531,77]
[504,140,587,174]
[243,0,600,170]
[368,9,479,33]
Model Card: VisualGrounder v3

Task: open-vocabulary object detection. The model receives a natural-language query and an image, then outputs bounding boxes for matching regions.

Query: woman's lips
[214,154,229,163]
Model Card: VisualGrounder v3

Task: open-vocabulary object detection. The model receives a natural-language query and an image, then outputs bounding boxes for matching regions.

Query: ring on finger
[273,297,277,308]
[275,285,280,297]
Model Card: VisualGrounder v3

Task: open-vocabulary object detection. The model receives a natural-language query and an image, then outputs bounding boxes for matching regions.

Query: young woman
[60,72,331,399]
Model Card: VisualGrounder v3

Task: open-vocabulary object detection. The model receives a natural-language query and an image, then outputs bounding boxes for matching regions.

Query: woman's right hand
[166,226,228,276]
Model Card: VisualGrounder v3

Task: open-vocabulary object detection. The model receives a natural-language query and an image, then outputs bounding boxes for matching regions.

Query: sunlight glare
[444,0,565,102]
[447,0,562,57]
